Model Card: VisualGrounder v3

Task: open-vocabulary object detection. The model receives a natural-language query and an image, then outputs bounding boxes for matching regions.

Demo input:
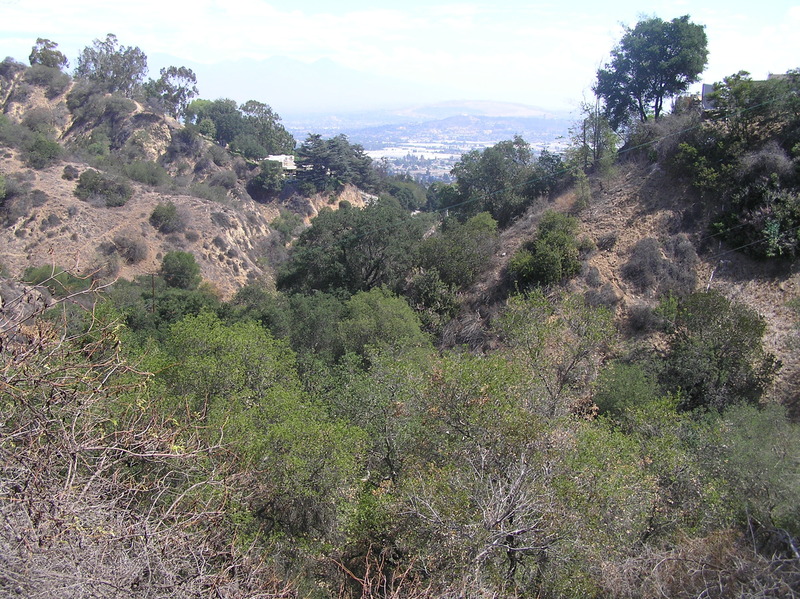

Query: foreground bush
[23,263,92,297]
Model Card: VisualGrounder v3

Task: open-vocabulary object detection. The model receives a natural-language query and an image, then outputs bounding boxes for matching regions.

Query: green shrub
[206,144,229,166]
[24,64,71,98]
[208,169,237,190]
[149,201,183,233]
[66,82,107,124]
[22,107,56,134]
[270,210,304,245]
[23,264,92,297]
[23,134,62,169]
[62,165,79,180]
[83,130,111,158]
[418,212,499,289]
[160,250,201,289]
[593,361,659,417]
[405,268,460,334]
[661,290,779,411]
[0,171,33,206]
[165,127,203,161]
[0,57,26,80]
[508,211,581,288]
[75,169,132,207]
[0,114,29,149]
[189,182,228,203]
[103,96,136,122]
[123,160,170,186]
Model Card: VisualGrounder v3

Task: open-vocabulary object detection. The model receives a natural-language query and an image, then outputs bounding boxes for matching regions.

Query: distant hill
[282,101,573,154]
[339,113,572,151]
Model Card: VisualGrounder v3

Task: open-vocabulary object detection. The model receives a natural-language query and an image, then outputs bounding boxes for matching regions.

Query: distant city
[282,101,574,182]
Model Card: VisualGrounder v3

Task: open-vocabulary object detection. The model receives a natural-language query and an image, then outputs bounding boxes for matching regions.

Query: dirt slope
[458,159,799,408]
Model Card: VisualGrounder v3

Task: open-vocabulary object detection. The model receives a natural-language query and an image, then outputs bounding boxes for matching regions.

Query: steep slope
[455,159,799,409]
[1,149,274,297]
[0,73,370,299]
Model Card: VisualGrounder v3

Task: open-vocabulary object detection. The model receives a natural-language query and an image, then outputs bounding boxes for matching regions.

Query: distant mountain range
[277,100,570,150]
[282,101,573,154]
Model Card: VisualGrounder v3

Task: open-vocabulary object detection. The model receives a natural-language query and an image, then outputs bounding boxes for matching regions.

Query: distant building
[266,155,296,171]
[701,83,716,110]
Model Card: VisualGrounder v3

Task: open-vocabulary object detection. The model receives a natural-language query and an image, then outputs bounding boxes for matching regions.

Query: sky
[1,0,799,114]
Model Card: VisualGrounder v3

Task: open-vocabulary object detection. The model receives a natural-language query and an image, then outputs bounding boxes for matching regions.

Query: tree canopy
[595,15,708,130]
[160,250,201,290]
[278,197,431,296]
[29,38,68,70]
[296,134,378,193]
[185,98,294,156]
[143,66,198,119]
[74,33,148,97]
[449,136,564,226]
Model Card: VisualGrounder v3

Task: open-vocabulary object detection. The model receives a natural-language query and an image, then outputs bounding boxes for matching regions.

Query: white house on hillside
[266,155,297,171]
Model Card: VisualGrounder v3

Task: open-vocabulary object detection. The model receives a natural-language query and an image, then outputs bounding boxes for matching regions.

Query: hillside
[2,56,800,599]
[438,159,799,412]
[0,69,368,298]
[2,65,798,409]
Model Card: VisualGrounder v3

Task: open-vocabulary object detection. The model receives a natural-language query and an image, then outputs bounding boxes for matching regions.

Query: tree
[29,38,68,70]
[186,98,243,146]
[240,100,295,155]
[160,251,201,290]
[74,34,148,97]
[296,134,377,193]
[566,100,617,173]
[143,66,198,119]
[336,288,430,359]
[418,212,499,289]
[247,159,284,201]
[451,135,534,226]
[278,197,431,295]
[595,15,708,130]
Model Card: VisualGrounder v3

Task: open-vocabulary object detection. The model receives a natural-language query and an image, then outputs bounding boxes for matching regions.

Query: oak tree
[595,15,708,130]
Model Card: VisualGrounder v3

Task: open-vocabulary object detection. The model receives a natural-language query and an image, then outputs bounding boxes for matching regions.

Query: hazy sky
[1,0,798,112]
